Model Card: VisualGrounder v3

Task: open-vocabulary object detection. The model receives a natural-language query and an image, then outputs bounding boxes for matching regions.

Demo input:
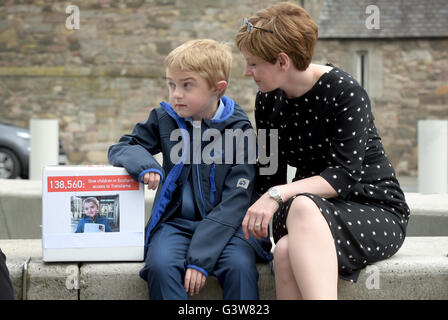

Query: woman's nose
[244,65,253,77]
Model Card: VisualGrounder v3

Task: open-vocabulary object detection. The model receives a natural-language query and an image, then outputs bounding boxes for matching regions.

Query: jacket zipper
[209,149,224,205]
[209,163,216,204]
[195,137,206,218]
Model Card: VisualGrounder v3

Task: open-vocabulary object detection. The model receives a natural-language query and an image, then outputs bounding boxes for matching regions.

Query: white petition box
[42,165,145,262]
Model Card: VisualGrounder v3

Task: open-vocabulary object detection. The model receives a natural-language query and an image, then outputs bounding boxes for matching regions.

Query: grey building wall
[0,0,446,175]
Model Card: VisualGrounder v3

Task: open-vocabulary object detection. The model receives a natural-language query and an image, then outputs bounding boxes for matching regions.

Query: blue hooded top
[108,96,272,278]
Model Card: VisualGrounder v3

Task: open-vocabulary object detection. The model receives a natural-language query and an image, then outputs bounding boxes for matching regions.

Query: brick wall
[1,0,447,175]
[313,39,448,175]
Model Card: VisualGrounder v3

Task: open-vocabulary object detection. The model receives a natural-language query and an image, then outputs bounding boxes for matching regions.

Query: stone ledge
[404,193,448,216]
[338,236,448,299]
[1,237,448,300]
[1,178,447,239]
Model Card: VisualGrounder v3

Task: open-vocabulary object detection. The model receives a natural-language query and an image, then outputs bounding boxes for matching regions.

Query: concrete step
[1,239,78,300]
[404,193,448,236]
[1,179,448,238]
[1,236,447,300]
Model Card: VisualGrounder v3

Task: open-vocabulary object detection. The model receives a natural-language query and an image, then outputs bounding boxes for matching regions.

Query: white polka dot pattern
[255,66,410,282]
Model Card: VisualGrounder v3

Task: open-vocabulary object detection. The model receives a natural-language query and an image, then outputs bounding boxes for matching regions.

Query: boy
[75,197,112,233]
[108,39,272,299]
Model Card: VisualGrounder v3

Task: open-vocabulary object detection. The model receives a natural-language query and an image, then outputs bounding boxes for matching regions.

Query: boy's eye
[184,82,193,88]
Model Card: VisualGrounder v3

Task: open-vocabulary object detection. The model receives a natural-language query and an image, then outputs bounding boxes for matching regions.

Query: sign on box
[42,166,145,262]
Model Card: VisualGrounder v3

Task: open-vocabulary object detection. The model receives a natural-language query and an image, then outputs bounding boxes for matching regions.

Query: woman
[236,2,409,299]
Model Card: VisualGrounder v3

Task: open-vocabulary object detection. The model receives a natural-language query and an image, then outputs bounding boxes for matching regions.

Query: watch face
[269,188,279,197]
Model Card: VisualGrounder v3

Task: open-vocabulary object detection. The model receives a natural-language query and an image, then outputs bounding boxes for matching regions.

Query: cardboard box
[42,165,145,262]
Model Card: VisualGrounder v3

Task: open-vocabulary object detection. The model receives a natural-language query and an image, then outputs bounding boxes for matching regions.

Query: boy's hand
[142,172,161,190]
[184,268,206,297]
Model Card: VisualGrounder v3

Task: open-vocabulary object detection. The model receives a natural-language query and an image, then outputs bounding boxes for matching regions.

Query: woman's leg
[273,235,302,299]
[285,195,338,299]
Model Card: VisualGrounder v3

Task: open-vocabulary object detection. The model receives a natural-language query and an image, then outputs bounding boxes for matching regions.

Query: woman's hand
[242,177,337,240]
[184,268,206,297]
[142,172,161,190]
[242,191,280,240]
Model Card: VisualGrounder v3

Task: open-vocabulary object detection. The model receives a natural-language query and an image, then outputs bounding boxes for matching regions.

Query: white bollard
[30,119,59,181]
[418,120,448,194]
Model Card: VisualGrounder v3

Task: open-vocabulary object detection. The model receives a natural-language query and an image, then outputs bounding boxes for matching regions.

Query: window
[356,50,368,89]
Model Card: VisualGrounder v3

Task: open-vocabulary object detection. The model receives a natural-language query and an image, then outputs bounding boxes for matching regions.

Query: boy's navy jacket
[108,96,272,277]
[75,216,112,233]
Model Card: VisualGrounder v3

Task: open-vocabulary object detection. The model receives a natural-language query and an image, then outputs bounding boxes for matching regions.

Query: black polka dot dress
[255,66,410,282]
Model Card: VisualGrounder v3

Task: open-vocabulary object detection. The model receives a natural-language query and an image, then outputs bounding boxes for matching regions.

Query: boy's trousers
[142,217,259,300]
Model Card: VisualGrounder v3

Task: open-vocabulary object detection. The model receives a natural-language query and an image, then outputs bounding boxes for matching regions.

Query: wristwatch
[268,187,283,207]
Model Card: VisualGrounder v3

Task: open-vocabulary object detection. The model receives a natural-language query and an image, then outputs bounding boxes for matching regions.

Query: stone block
[79,262,148,300]
[338,237,448,299]
[1,237,448,300]
[25,260,79,300]
[4,257,25,300]
[2,239,42,299]
[0,180,42,239]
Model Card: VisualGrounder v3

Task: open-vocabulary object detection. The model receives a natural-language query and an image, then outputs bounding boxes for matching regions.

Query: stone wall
[313,38,448,176]
[0,0,277,164]
[0,0,447,175]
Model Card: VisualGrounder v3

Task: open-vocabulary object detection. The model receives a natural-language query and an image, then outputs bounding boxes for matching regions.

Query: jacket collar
[185,98,225,125]
[160,95,235,130]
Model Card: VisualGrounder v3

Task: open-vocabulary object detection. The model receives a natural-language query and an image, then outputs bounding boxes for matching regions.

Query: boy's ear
[213,80,227,96]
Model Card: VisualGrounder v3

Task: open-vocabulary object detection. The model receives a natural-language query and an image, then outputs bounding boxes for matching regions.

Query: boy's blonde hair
[235,2,318,71]
[164,39,232,96]
[83,197,100,210]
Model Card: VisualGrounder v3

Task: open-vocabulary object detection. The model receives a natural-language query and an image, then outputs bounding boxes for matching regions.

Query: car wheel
[0,148,21,179]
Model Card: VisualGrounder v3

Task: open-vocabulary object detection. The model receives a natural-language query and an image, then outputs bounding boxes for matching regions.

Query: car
[0,122,67,179]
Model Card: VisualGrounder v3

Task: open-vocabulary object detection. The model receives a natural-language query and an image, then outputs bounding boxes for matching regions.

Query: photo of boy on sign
[71,196,119,233]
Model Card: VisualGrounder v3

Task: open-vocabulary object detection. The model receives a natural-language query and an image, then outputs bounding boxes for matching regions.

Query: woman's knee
[286,195,321,229]
[289,195,318,214]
